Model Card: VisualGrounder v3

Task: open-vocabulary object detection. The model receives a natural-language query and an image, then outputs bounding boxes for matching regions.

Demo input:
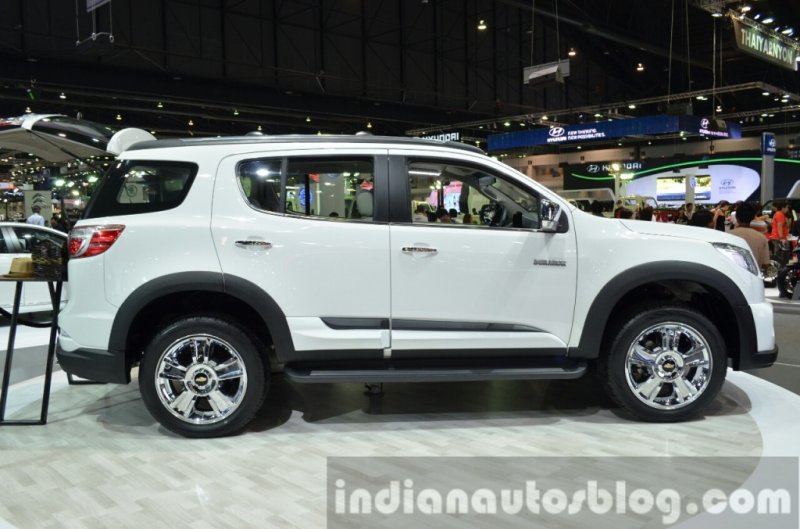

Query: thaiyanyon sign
[732,18,799,71]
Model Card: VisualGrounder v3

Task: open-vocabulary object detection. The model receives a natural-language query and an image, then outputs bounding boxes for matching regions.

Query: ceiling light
[753,13,761,20]
[24,106,31,113]
[188,119,194,126]
[740,4,751,13]
[305,116,311,123]
[116,114,122,121]
[568,48,576,57]
[696,95,708,100]
[58,92,66,100]
[157,101,163,109]
[477,19,487,31]
[716,105,723,112]
[782,27,794,36]
[233,108,239,116]
[366,122,372,129]
[257,125,262,131]
[636,63,644,72]
[762,91,771,96]
[594,113,603,118]
[762,16,774,25]
[541,115,548,121]
[712,11,723,17]
[628,104,636,109]
[504,120,511,127]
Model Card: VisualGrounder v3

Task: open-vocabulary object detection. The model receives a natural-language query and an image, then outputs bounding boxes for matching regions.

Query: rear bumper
[56,344,130,384]
[738,345,779,371]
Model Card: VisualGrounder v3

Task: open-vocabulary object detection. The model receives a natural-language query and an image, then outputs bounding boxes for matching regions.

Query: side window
[0,230,7,253]
[84,160,197,218]
[286,158,374,220]
[407,161,540,229]
[237,159,282,212]
[10,227,65,254]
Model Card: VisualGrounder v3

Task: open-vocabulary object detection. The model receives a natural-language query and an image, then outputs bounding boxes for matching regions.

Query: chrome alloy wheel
[624,322,712,410]
[155,334,248,424]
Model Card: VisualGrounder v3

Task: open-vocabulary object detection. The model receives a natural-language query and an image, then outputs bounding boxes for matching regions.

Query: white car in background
[0,222,68,313]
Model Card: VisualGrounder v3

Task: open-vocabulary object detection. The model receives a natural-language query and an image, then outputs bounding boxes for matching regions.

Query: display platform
[0,366,798,528]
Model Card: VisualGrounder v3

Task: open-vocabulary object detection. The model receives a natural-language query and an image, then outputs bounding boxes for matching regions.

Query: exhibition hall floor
[1,325,799,528]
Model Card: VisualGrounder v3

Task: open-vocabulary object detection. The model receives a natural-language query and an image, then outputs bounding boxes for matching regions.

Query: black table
[0,276,63,425]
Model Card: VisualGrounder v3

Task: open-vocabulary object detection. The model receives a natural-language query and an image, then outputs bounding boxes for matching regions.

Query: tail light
[69,225,125,258]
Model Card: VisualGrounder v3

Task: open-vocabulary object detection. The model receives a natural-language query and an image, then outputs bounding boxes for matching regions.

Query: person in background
[730,202,770,272]
[638,206,654,221]
[685,202,695,221]
[688,208,714,228]
[436,208,453,223]
[768,199,790,242]
[448,208,461,223]
[712,201,730,232]
[750,205,769,234]
[675,205,689,224]
[590,201,605,217]
[462,213,475,225]
[619,209,634,219]
[412,204,428,222]
[50,213,71,233]
[26,205,45,226]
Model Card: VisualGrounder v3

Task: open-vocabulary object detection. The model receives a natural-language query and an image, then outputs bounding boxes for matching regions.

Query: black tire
[599,306,727,422]
[777,266,796,299]
[139,316,268,438]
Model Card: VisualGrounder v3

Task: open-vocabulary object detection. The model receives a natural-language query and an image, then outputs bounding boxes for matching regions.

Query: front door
[388,152,577,357]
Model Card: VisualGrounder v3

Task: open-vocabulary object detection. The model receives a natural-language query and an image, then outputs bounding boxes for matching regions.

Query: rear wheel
[139,316,267,438]
[600,307,727,422]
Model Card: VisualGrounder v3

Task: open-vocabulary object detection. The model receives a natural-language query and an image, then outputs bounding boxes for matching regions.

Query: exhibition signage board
[563,154,800,204]
[487,116,741,151]
[732,18,799,71]
[762,132,777,156]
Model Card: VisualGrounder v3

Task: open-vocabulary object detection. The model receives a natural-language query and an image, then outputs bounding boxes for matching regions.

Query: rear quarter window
[83,160,198,219]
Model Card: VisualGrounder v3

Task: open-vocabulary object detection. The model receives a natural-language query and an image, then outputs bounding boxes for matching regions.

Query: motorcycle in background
[777,246,800,299]
[764,239,792,287]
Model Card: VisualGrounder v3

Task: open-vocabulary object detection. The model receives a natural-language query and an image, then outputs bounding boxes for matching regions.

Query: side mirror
[540,199,562,233]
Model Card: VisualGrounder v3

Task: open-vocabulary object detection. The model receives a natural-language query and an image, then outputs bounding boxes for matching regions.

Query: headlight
[712,242,759,276]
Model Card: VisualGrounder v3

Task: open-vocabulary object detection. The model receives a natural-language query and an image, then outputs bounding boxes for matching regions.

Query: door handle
[235,240,272,250]
[402,246,438,255]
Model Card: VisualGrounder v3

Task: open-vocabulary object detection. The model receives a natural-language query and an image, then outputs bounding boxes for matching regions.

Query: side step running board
[284,360,587,384]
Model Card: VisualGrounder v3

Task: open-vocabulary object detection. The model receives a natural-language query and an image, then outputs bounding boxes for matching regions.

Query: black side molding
[284,357,586,383]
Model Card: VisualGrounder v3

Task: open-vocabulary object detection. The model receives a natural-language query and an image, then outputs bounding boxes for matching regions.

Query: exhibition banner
[488,116,741,151]
[732,18,799,71]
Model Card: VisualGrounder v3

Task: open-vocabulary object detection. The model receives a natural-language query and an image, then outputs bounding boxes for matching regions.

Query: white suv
[58,133,777,437]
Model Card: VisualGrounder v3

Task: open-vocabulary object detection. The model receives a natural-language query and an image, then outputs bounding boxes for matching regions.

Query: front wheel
[139,316,267,438]
[763,260,780,288]
[600,307,727,422]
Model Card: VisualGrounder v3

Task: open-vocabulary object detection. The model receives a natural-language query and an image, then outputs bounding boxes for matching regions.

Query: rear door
[211,149,392,362]
[387,151,578,357]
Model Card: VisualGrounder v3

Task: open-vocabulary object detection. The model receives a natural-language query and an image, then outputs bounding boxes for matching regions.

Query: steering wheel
[490,203,508,227]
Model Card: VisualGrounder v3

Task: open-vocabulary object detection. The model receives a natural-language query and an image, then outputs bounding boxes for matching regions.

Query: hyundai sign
[488,115,741,151]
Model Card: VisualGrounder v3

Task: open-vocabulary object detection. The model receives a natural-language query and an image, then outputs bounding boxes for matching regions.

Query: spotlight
[762,16,774,24]
[233,108,239,116]
[628,104,636,109]
[740,4,751,13]
[366,122,372,129]
[305,116,311,123]
[188,119,194,126]
[116,114,122,121]
[568,48,576,57]
[477,19,487,31]
[59,92,66,100]
[157,101,163,109]
[712,11,723,17]
[636,63,644,72]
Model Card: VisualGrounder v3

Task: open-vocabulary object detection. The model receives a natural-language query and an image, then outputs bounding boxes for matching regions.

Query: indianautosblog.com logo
[333,479,790,525]
[326,457,798,528]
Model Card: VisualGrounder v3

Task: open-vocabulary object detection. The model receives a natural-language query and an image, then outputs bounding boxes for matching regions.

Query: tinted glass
[83,160,198,218]
[285,158,374,220]
[237,159,282,212]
